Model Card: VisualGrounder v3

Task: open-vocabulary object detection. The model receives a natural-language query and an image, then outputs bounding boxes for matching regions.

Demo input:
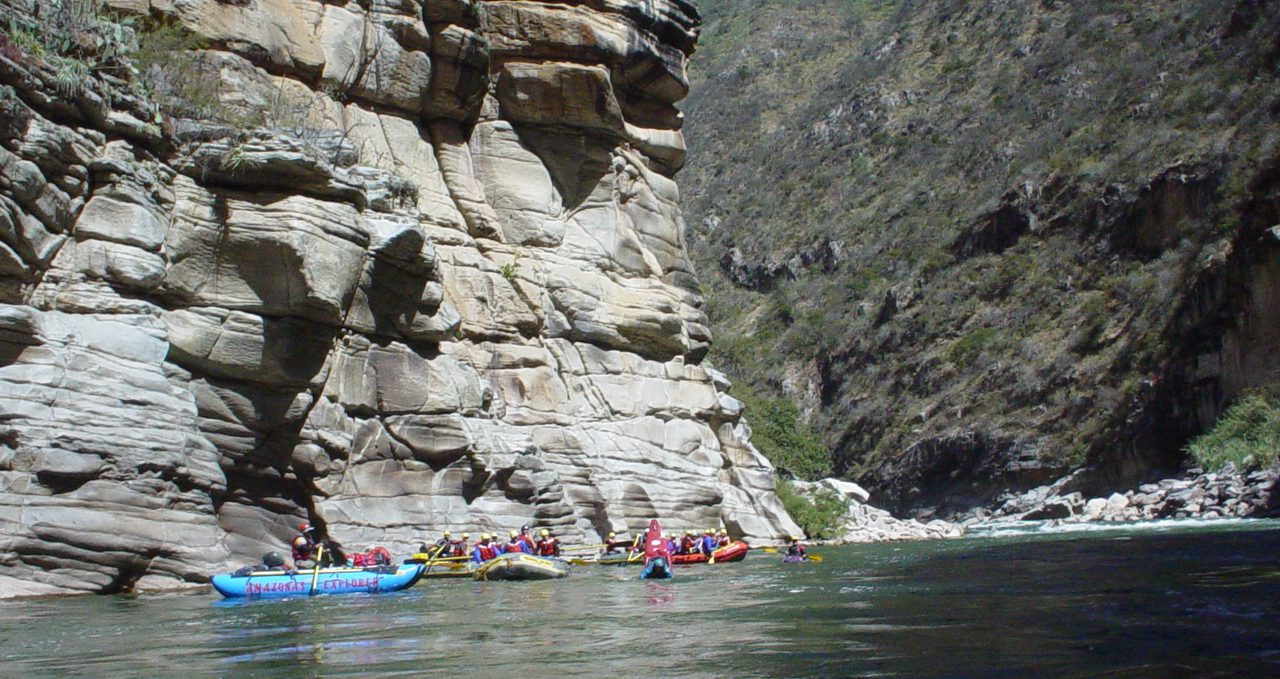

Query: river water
[2,519,1279,678]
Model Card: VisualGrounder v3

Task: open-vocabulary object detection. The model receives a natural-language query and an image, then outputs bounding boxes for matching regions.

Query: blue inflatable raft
[210,563,425,598]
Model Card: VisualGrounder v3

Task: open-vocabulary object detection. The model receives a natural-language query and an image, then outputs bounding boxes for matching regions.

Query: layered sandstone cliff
[0,0,799,596]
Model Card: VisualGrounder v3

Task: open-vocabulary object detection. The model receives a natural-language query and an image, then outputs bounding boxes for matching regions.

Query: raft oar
[561,544,606,553]
[422,543,450,577]
[309,545,325,595]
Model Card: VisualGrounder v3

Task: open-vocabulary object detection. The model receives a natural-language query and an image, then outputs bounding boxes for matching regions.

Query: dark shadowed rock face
[0,0,800,596]
[682,0,1280,517]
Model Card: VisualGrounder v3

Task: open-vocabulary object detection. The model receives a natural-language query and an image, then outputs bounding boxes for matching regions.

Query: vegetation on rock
[1186,391,1280,472]
[775,478,849,539]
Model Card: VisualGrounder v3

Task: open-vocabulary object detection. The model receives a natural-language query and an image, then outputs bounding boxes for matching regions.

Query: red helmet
[299,523,313,533]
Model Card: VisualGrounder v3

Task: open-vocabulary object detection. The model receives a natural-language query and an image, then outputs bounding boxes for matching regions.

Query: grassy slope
[682,0,1280,511]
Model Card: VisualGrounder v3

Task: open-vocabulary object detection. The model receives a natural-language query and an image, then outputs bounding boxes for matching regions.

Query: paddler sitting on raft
[602,532,625,554]
[699,529,717,555]
[452,533,471,557]
[679,530,698,555]
[716,528,731,548]
[471,533,502,563]
[292,523,318,569]
[517,524,537,553]
[504,530,528,554]
[535,529,562,557]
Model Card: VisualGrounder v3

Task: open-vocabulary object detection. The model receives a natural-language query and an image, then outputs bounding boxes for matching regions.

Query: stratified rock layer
[0,0,798,596]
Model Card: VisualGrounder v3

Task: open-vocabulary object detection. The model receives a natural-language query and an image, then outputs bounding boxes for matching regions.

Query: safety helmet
[443,530,451,537]
[510,530,519,538]
[540,529,550,537]
[263,551,285,568]
[608,532,616,538]
[299,522,313,533]
[461,532,470,539]
[718,529,727,535]
[521,524,531,532]
[685,529,694,535]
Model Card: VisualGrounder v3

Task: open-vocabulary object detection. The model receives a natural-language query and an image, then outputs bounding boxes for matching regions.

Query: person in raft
[665,533,679,555]
[504,530,527,554]
[603,532,625,554]
[785,536,807,558]
[535,529,562,557]
[292,523,318,569]
[679,530,698,555]
[452,533,471,557]
[517,524,537,553]
[429,531,453,559]
[716,529,731,548]
[699,529,718,555]
[471,534,502,563]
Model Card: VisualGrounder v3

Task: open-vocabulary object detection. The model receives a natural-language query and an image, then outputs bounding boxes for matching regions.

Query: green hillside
[682,0,1280,514]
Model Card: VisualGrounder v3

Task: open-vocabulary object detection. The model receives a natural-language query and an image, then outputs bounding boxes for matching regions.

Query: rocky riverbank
[794,462,1280,545]
[975,463,1280,527]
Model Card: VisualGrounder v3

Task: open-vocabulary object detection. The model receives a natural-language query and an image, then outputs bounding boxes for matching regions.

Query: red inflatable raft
[670,540,749,565]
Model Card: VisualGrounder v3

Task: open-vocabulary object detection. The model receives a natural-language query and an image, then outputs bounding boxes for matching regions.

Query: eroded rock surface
[0,0,798,596]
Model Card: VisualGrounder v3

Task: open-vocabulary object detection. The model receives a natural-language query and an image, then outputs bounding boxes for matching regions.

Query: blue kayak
[210,563,425,598]
[639,556,673,580]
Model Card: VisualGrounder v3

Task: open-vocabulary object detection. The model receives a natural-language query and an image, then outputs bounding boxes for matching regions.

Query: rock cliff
[0,0,799,596]
[682,0,1280,516]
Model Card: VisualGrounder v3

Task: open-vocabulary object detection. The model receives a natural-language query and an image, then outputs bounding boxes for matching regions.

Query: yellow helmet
[540,529,550,537]
[608,532,616,538]
[461,532,470,539]
[718,529,727,535]
[510,530,518,538]
[443,530,451,537]
[685,529,694,535]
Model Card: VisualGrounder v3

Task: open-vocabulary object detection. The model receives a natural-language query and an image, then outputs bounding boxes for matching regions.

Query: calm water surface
[2,520,1279,678]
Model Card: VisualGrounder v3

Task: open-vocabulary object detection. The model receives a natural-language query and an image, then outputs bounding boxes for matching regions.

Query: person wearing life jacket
[452,533,470,558]
[665,533,679,555]
[716,528,731,548]
[504,530,526,554]
[700,529,718,556]
[430,531,453,559]
[517,524,537,553]
[535,529,561,557]
[603,531,624,554]
[785,536,806,558]
[679,530,698,555]
[471,534,500,563]
[292,523,318,569]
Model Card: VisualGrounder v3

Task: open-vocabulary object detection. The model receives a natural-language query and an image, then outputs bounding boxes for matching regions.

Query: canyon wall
[0,0,799,596]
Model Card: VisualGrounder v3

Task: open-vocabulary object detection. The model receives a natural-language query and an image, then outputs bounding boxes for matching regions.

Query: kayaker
[472,534,499,563]
[785,536,807,558]
[716,528,731,548]
[504,530,527,554]
[535,529,561,557]
[292,523,318,569]
[517,524,537,553]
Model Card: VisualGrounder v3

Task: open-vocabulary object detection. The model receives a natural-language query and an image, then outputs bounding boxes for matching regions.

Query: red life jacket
[475,543,497,561]
[451,540,467,557]
[537,537,560,556]
[505,541,525,554]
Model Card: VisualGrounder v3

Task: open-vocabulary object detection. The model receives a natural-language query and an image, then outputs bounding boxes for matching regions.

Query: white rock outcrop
[0,0,799,596]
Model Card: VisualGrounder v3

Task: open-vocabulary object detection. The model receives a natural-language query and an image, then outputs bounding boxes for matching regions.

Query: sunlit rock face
[0,0,799,595]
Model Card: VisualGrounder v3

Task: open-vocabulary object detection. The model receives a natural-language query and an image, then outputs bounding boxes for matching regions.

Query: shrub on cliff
[775,479,849,539]
[1186,391,1280,472]
[742,393,832,480]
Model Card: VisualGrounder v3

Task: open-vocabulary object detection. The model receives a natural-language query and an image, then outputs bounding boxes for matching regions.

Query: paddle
[762,546,824,562]
[561,543,606,553]
[566,557,595,566]
[308,545,325,595]
[423,543,450,577]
